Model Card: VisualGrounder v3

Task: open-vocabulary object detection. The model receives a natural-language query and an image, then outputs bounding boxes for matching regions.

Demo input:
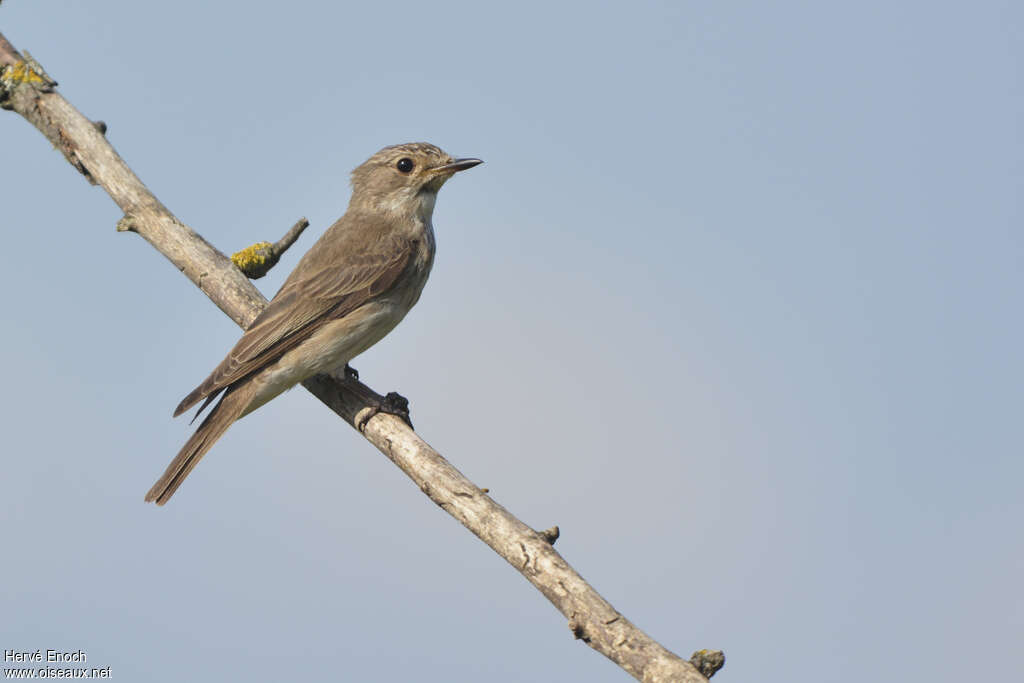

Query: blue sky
[2,1,1021,681]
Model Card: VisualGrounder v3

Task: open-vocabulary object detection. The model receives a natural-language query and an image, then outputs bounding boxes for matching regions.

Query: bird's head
[349,142,482,218]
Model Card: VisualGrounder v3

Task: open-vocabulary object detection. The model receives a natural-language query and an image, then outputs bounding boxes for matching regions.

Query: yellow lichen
[1,60,46,86]
[231,241,273,270]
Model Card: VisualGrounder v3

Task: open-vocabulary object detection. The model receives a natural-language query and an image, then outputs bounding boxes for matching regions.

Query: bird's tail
[145,383,253,505]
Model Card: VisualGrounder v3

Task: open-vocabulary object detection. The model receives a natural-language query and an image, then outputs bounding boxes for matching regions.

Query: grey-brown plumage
[145,143,482,505]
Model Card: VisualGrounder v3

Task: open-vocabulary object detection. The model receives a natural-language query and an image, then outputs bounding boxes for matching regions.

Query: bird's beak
[430,158,483,174]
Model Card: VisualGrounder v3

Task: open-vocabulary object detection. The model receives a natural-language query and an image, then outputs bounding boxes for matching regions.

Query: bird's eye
[396,158,415,173]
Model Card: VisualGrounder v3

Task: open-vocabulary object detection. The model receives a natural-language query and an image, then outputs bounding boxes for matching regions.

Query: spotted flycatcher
[145,142,482,504]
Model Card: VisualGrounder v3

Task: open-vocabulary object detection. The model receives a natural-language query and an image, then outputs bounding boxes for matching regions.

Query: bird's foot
[357,391,414,432]
[343,364,359,381]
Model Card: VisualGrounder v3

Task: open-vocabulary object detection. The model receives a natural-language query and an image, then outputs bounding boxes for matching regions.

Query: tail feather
[174,383,220,418]
[146,384,253,505]
[186,391,222,425]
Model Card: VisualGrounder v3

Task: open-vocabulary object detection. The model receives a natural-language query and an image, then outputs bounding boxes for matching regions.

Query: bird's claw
[357,391,413,432]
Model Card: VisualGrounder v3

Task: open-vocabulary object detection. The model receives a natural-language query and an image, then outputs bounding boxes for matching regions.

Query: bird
[145,142,482,505]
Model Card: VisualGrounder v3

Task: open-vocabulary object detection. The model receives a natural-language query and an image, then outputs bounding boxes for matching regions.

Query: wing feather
[174,224,410,417]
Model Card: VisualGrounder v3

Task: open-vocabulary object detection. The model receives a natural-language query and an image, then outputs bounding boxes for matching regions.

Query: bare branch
[0,33,718,683]
[272,216,309,257]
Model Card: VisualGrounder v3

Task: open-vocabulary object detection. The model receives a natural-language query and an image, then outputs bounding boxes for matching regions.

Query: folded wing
[175,226,410,418]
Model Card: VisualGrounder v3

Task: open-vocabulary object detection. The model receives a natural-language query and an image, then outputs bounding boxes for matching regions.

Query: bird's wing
[175,232,411,417]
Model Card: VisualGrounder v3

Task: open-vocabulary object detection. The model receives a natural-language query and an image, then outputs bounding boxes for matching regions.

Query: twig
[231,217,310,279]
[0,33,718,683]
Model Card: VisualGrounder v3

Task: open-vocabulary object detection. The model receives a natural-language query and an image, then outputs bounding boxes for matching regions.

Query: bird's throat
[370,186,438,222]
